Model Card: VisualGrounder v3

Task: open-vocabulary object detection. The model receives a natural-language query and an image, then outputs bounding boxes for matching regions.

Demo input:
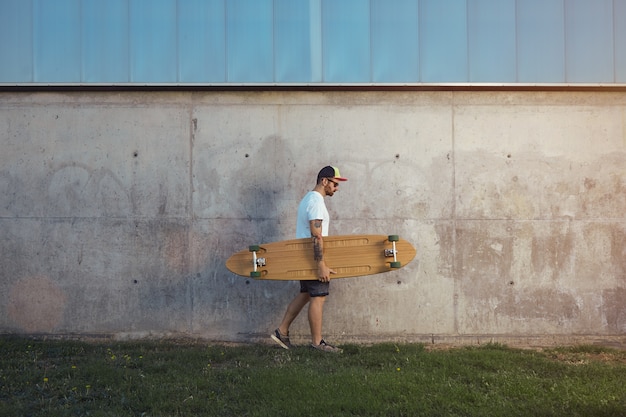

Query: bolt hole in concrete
[133,151,138,158]
[509,281,515,286]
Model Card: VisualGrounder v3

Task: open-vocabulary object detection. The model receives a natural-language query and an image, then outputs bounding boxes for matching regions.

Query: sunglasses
[326,178,339,186]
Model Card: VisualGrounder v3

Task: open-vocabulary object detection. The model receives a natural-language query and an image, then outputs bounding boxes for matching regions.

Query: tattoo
[313,237,323,261]
[310,219,324,261]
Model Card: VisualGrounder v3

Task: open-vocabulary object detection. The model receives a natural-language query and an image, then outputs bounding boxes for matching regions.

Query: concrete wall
[1,91,625,347]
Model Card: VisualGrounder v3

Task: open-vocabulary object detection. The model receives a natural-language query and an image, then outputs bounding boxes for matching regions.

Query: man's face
[323,177,339,196]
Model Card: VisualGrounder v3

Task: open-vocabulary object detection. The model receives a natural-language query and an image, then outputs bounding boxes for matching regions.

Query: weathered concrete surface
[1,91,625,347]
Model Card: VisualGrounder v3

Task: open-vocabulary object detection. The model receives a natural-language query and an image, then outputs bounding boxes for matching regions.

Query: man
[271,166,347,353]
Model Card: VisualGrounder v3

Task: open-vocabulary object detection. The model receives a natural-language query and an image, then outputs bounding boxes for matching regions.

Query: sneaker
[270,329,292,350]
[311,339,342,353]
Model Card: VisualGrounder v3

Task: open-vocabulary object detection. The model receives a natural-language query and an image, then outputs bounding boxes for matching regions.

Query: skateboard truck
[386,235,402,268]
[249,245,264,278]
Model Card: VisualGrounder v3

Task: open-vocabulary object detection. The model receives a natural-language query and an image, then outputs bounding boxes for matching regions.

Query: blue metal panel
[178,0,226,83]
[1,0,624,86]
[323,0,371,82]
[420,0,468,83]
[616,0,626,83]
[82,0,130,83]
[566,0,614,82]
[371,0,419,83]
[34,0,81,82]
[467,0,516,82]
[275,0,321,83]
[226,0,273,83]
[0,0,33,82]
[129,0,177,83]
[517,0,565,83]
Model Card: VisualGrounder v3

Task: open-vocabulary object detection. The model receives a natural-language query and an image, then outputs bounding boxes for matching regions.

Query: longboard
[226,234,416,280]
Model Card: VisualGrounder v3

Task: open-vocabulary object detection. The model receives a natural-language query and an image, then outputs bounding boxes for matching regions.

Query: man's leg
[278,292,310,335]
[308,295,326,345]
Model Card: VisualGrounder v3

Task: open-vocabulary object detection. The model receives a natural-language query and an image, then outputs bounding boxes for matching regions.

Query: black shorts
[300,280,329,297]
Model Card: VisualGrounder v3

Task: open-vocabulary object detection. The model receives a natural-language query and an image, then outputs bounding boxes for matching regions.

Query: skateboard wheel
[390,261,401,268]
[249,245,260,252]
[388,235,399,242]
[250,271,261,278]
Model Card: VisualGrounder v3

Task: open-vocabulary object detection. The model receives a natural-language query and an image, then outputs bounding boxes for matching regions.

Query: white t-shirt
[296,191,329,238]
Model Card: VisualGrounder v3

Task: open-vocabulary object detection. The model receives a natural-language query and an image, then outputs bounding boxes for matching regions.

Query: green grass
[1,337,625,417]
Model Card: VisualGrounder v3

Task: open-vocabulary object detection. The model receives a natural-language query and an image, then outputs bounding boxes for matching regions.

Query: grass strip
[1,337,625,416]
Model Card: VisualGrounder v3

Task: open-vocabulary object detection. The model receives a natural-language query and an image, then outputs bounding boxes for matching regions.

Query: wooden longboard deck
[226,234,416,280]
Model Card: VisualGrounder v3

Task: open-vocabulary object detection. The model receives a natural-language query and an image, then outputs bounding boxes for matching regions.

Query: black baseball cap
[317,166,348,182]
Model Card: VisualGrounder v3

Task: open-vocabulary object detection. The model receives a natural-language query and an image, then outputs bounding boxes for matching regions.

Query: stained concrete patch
[495,288,580,321]
[603,288,626,333]
[531,224,575,281]
[7,275,67,332]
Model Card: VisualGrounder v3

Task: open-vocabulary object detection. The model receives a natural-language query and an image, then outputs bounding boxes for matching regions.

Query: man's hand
[317,261,336,282]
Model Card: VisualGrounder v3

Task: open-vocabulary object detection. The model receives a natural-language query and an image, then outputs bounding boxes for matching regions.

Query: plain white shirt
[295,190,329,238]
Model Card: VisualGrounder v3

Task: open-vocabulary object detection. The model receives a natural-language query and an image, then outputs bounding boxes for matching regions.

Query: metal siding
[82,0,130,83]
[226,0,273,82]
[34,0,81,82]
[129,0,178,83]
[614,0,626,82]
[371,0,419,83]
[178,0,226,82]
[0,0,33,82]
[323,0,371,82]
[565,0,614,82]
[0,0,624,85]
[468,0,517,82]
[516,0,565,83]
[274,0,316,82]
[419,0,468,83]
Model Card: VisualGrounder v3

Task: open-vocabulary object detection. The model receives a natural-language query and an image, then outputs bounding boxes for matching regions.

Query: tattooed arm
[309,219,336,282]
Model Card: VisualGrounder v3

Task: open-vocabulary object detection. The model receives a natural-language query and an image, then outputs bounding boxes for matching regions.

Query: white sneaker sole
[271,334,290,350]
